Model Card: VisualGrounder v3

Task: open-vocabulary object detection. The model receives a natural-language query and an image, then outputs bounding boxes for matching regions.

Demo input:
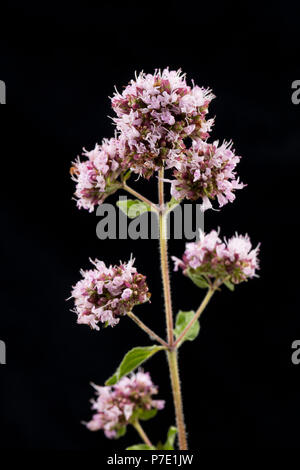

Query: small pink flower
[121,288,133,300]
[123,404,134,420]
[152,400,165,410]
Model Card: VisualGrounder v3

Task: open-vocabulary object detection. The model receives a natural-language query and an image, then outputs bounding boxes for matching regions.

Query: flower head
[169,140,245,211]
[173,229,260,286]
[71,256,151,330]
[71,136,129,212]
[111,68,214,178]
[85,371,165,438]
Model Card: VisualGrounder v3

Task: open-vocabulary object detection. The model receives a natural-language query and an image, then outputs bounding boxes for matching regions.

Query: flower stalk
[123,182,159,213]
[173,288,215,349]
[133,420,153,448]
[127,311,168,348]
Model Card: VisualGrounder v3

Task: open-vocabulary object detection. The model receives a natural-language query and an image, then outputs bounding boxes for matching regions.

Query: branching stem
[173,288,215,348]
[127,311,168,348]
[123,183,159,213]
[125,172,216,451]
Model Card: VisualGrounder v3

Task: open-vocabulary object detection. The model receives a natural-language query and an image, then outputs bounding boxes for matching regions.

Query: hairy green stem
[158,168,187,450]
[133,420,153,448]
[158,169,174,345]
[166,350,188,450]
[127,311,168,348]
[123,183,159,213]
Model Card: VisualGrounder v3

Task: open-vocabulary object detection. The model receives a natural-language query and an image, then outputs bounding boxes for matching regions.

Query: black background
[1,1,300,451]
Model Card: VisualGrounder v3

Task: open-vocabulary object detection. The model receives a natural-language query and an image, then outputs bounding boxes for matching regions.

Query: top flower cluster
[111,69,214,178]
[72,68,245,212]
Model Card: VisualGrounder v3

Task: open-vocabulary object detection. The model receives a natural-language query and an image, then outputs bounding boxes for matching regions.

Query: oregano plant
[69,68,260,450]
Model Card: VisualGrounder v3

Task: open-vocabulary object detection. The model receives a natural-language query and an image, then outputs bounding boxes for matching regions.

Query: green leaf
[157,426,178,450]
[187,269,210,289]
[224,279,235,291]
[166,197,179,211]
[116,426,127,438]
[174,310,200,345]
[126,444,156,450]
[138,408,158,421]
[117,199,151,219]
[105,345,165,386]
[163,426,177,450]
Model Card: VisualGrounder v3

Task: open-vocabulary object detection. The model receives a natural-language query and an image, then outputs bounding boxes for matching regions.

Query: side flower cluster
[169,140,245,211]
[71,136,129,212]
[111,68,214,178]
[85,371,165,438]
[71,257,151,330]
[173,229,260,285]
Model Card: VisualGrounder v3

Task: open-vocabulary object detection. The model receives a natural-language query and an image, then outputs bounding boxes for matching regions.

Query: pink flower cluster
[169,140,245,211]
[71,137,129,212]
[71,257,151,330]
[111,68,214,178]
[173,229,260,285]
[85,371,165,438]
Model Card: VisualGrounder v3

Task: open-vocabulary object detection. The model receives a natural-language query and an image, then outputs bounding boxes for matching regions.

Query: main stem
[158,169,174,346]
[133,420,153,448]
[158,168,188,450]
[167,350,187,447]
